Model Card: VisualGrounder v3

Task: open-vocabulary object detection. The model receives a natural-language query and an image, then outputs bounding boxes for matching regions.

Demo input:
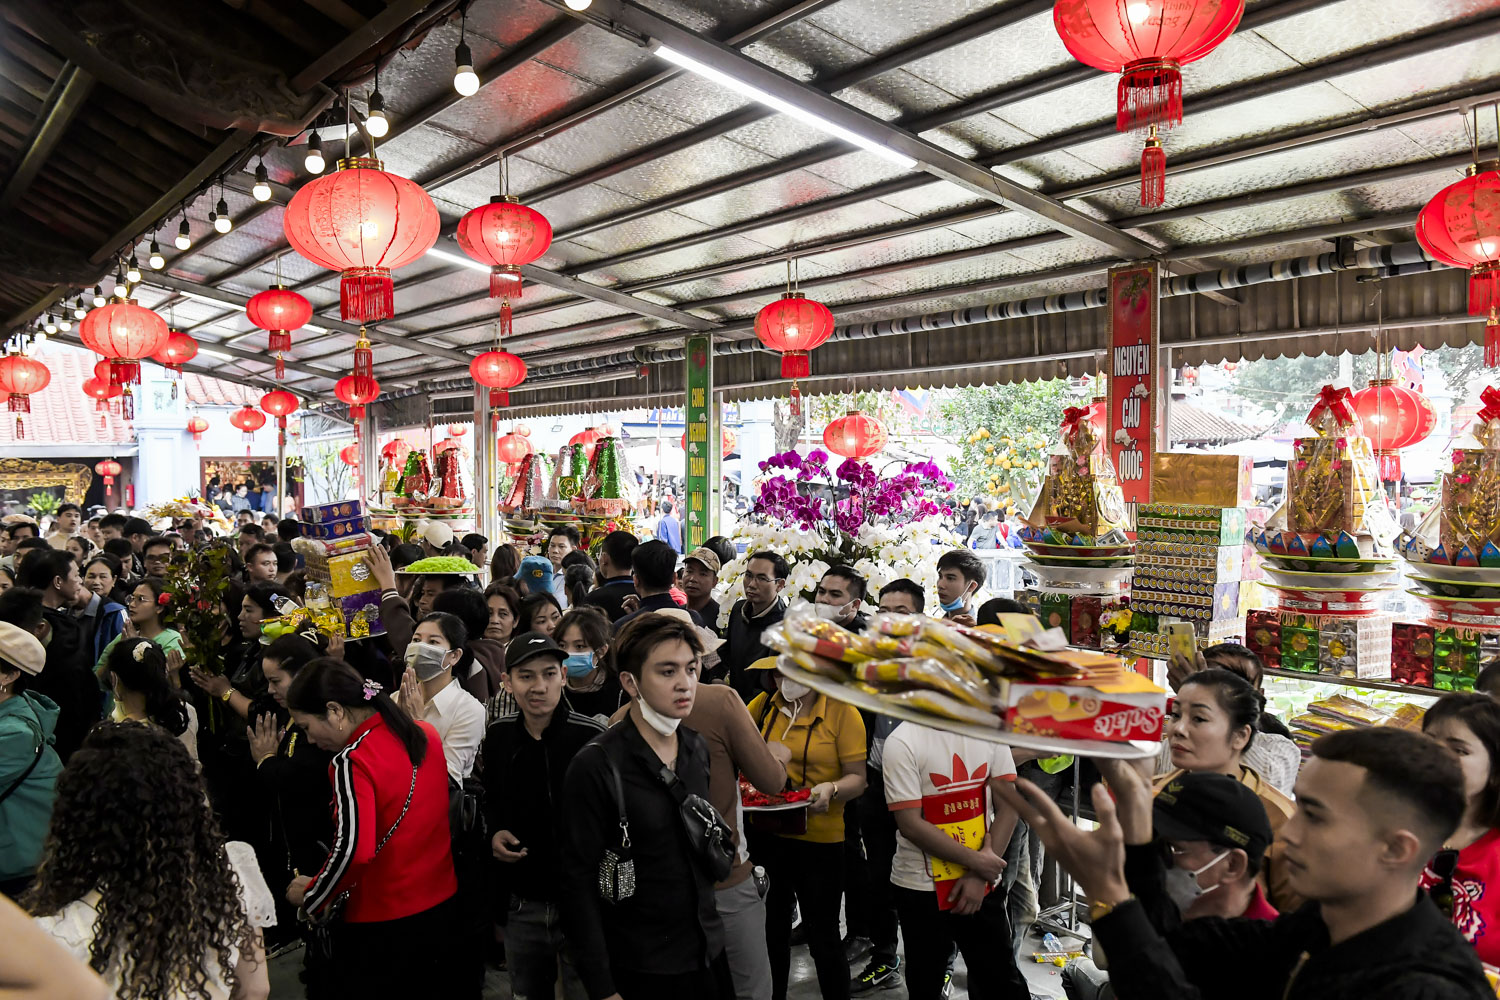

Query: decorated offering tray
[1025,552,1135,569]
[1022,562,1133,593]
[739,777,811,812]
[396,556,482,576]
[1258,553,1396,575]
[1407,590,1500,620]
[1260,566,1400,591]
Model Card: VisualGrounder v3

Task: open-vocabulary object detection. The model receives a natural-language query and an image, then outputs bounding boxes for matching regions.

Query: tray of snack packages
[738,776,812,813]
[764,604,1163,760]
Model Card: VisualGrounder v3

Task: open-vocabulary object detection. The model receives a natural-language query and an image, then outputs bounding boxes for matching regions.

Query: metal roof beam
[0,62,93,214]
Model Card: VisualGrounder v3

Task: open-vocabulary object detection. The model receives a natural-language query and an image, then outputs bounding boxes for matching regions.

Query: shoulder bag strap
[0,738,41,806]
[373,765,419,856]
[603,750,630,848]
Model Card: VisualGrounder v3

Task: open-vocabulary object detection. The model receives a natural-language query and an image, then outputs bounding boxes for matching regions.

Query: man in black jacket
[584,530,638,623]
[1005,727,1492,1000]
[612,539,702,632]
[724,550,787,702]
[560,614,730,1000]
[482,632,604,1000]
[16,552,97,761]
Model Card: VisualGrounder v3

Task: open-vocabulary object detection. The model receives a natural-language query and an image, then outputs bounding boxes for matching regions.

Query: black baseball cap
[505,631,564,673]
[1153,772,1273,867]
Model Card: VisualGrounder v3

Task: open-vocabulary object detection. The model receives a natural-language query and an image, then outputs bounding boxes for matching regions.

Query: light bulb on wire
[113,267,128,298]
[453,42,478,96]
[126,256,142,283]
[175,217,192,250]
[72,298,86,319]
[57,315,71,332]
[565,0,593,9]
[252,162,272,202]
[148,239,164,270]
[366,89,389,138]
[42,314,56,335]
[92,285,106,308]
[305,132,325,174]
[214,198,232,234]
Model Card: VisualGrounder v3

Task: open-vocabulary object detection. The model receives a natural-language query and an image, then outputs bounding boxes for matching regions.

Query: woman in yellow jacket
[746,657,867,1000]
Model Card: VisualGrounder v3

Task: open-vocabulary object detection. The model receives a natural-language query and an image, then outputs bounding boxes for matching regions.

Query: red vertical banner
[1107,262,1159,504]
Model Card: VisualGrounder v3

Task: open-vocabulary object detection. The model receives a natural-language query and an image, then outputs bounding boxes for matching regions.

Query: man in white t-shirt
[883,722,1032,1000]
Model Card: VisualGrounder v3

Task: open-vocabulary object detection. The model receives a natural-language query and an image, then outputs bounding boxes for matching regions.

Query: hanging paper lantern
[334,374,380,421]
[1052,0,1244,206]
[1352,379,1437,482]
[471,350,527,407]
[340,444,361,467]
[380,439,411,463]
[823,411,888,459]
[569,428,602,461]
[755,294,833,416]
[0,355,50,438]
[186,414,210,450]
[496,430,533,466]
[82,375,122,412]
[282,157,440,321]
[95,459,122,498]
[1417,165,1500,364]
[435,437,461,454]
[228,404,267,456]
[261,389,298,447]
[680,428,738,455]
[455,197,553,299]
[151,328,199,374]
[79,301,168,418]
[246,286,313,380]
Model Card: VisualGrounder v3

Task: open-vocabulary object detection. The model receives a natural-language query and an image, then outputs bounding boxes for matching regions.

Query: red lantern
[0,355,50,438]
[82,375,122,412]
[228,404,267,456]
[680,428,738,455]
[282,157,440,321]
[1352,379,1437,482]
[471,350,527,407]
[186,414,210,450]
[340,444,361,467]
[435,437,460,454]
[755,294,834,416]
[569,428,602,461]
[246,286,313,380]
[823,411,888,460]
[79,301,168,418]
[496,431,533,466]
[261,389,298,447]
[455,198,553,299]
[151,328,199,374]
[380,439,411,463]
[95,459,123,498]
[1053,0,1244,206]
[1417,166,1500,364]
[335,374,380,421]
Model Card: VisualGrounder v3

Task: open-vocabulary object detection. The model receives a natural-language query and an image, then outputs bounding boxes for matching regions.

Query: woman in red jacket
[284,658,461,995]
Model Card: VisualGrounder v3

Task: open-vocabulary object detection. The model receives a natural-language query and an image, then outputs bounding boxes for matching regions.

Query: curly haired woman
[26,722,275,999]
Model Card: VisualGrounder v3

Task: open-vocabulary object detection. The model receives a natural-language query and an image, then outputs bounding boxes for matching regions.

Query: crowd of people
[0,505,1496,1000]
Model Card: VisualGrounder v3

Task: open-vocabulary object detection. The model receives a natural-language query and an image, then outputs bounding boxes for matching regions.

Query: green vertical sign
[684,335,713,549]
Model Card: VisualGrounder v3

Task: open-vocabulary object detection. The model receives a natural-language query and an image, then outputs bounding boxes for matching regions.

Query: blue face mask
[563,652,595,677]
[940,592,968,613]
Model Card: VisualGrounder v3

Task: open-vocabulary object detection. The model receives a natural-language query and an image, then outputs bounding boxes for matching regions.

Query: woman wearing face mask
[1156,667,1298,913]
[104,637,196,762]
[284,659,460,995]
[745,656,868,1000]
[555,607,622,722]
[246,633,335,996]
[1420,692,1500,965]
[396,612,486,783]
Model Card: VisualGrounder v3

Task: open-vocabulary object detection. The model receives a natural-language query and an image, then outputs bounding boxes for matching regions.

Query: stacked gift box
[1390,621,1500,690]
[292,500,383,637]
[1125,503,1249,658]
[1013,589,1126,650]
[1244,608,1393,679]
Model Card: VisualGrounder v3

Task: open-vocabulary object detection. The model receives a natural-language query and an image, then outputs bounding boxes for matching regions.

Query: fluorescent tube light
[199,348,236,361]
[653,44,917,169]
[425,246,493,273]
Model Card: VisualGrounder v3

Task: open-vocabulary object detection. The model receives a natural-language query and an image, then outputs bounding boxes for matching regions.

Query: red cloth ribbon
[1478,386,1500,424]
[1307,385,1357,428]
[1061,406,1091,434]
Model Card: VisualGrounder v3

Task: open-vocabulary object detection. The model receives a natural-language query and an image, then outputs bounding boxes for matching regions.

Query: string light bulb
[214,197,232,233]
[72,298,86,320]
[57,315,71,332]
[148,239,164,270]
[113,266,128,298]
[454,13,478,97]
[565,0,593,9]
[175,217,192,250]
[304,132,325,174]
[252,162,272,202]
[42,314,56,334]
[126,256,142,283]
[366,88,389,138]
[92,285,106,308]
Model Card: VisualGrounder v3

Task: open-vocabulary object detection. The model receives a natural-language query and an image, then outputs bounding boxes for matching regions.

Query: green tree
[1226,346,1485,425]
[806,389,918,440]
[934,380,1076,512]
[299,440,355,504]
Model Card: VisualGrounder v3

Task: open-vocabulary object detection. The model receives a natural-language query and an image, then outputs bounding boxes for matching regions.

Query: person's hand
[189,666,231,699]
[398,666,427,719]
[997,779,1129,906]
[1167,650,1208,692]
[1093,757,1154,846]
[947,875,988,916]
[948,612,977,627]
[807,782,837,814]
[766,740,792,766]
[326,632,345,660]
[620,594,640,615]
[491,830,527,862]
[285,875,312,907]
[121,618,138,639]
[364,544,397,593]
[249,713,283,763]
[966,849,1006,883]
[164,648,184,689]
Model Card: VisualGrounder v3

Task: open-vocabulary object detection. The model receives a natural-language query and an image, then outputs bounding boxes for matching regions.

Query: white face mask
[635,694,681,736]
[779,679,811,702]
[1163,850,1229,913]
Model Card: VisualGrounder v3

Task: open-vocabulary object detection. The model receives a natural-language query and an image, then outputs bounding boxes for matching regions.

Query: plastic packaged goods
[848,658,997,709]
[868,688,1001,728]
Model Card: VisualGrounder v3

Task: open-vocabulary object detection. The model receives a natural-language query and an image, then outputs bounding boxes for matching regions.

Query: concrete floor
[267,925,1074,998]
